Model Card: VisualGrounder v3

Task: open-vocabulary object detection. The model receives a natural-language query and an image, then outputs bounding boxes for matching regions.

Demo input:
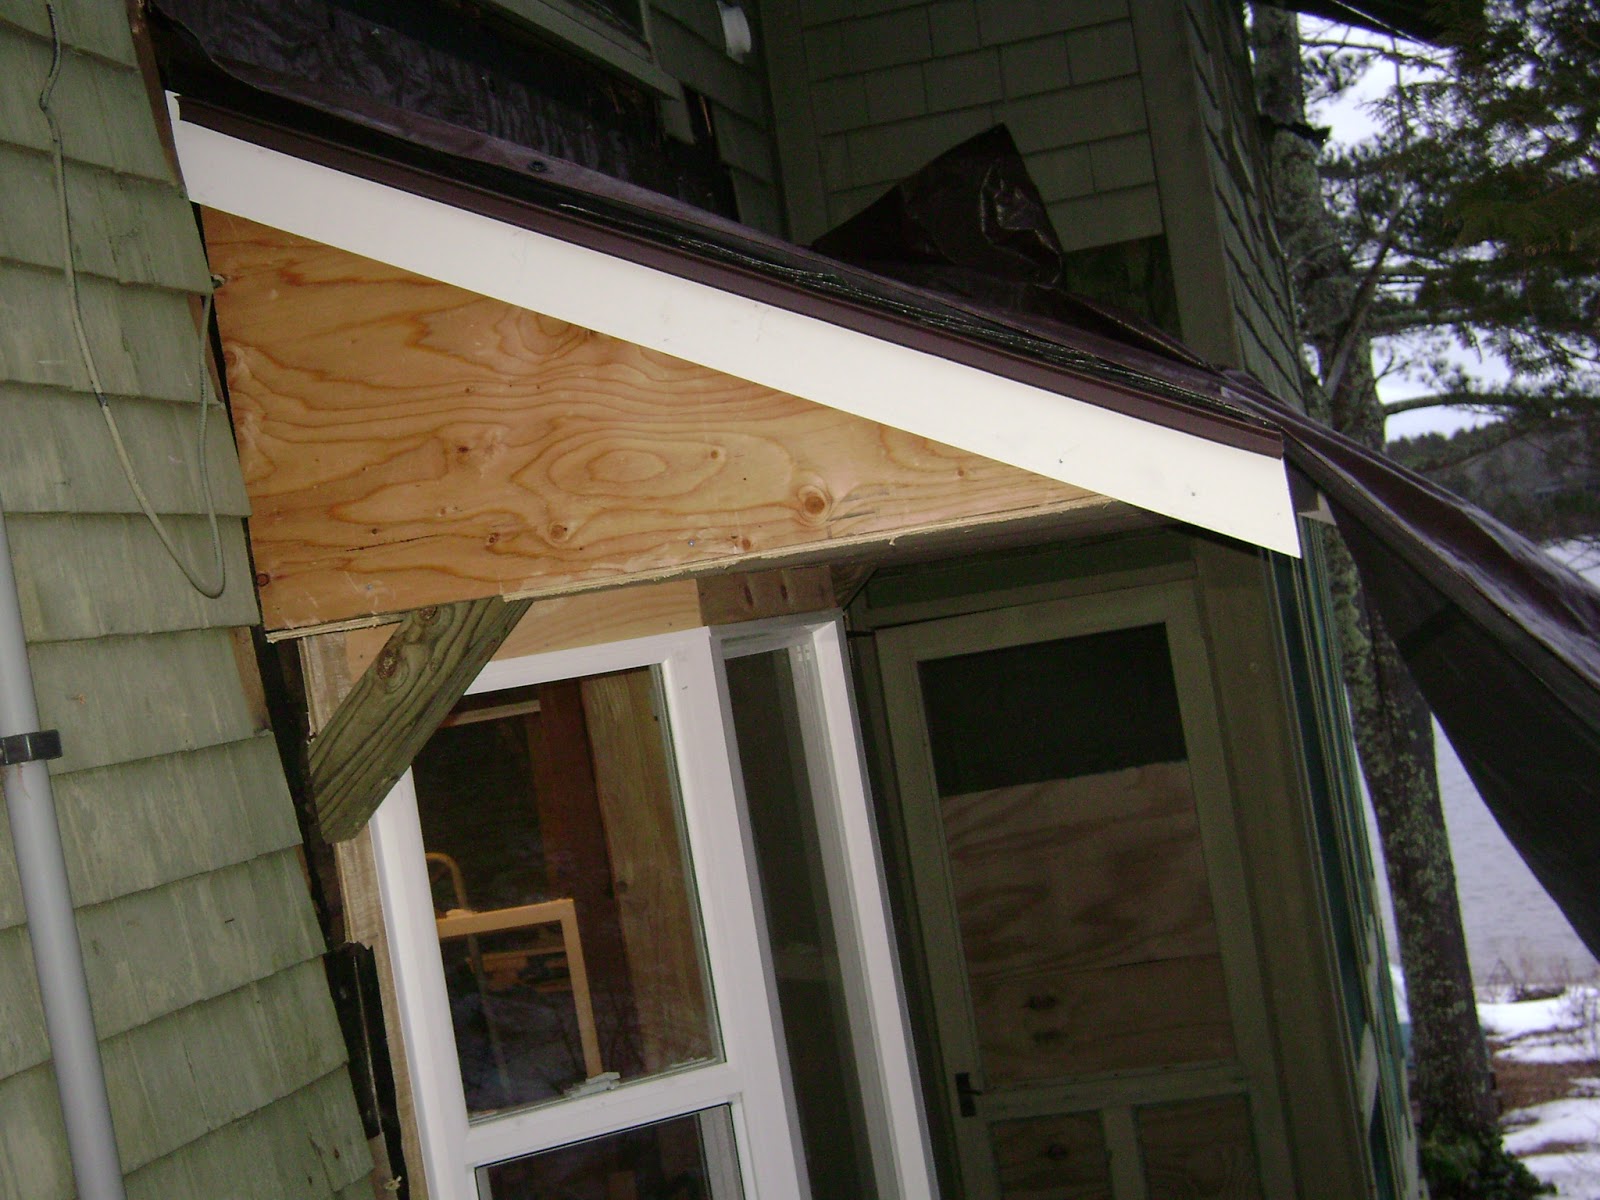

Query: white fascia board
[172,108,1302,557]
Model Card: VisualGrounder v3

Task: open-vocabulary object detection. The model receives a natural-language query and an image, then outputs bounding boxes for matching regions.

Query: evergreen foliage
[1303,1,1600,431]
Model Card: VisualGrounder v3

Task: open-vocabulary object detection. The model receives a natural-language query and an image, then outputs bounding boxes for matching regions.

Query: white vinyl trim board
[171,101,1302,557]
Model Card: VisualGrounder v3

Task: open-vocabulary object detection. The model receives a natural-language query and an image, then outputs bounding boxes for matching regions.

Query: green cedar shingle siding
[768,0,1162,250]
[0,4,370,1197]
[0,387,251,518]
[1178,0,1301,399]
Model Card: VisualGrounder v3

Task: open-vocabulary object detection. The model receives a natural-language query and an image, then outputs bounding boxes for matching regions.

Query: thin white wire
[38,1,227,599]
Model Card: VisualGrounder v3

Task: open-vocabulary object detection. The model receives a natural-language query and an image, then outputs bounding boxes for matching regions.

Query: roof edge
[173,97,1302,557]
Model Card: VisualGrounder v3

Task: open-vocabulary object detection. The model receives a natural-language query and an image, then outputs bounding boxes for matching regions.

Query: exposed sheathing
[768,0,1161,249]
[0,3,369,1197]
[1179,0,1301,402]
[649,0,787,235]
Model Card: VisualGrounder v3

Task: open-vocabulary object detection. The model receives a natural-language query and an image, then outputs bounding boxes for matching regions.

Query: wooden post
[581,671,712,1073]
[528,680,644,1078]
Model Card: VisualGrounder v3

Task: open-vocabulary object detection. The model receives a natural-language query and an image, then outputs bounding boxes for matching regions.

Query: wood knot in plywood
[796,484,831,526]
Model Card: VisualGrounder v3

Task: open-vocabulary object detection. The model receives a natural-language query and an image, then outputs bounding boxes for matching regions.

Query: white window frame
[712,616,939,1200]
[371,627,808,1198]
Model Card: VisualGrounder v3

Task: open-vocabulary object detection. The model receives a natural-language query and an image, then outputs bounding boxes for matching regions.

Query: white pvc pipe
[0,499,127,1199]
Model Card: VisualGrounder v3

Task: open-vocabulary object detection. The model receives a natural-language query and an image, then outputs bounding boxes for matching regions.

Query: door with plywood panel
[878,584,1294,1199]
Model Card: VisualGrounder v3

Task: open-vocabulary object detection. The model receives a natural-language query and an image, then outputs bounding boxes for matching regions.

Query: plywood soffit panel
[176,114,1300,572]
[204,211,1111,631]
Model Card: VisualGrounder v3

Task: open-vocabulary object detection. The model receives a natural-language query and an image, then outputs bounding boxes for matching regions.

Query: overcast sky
[1303,20,1507,442]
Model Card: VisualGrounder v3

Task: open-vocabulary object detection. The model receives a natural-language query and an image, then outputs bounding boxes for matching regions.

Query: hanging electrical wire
[38,0,227,600]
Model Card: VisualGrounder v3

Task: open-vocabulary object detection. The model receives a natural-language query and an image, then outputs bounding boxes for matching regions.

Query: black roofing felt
[165,24,1600,962]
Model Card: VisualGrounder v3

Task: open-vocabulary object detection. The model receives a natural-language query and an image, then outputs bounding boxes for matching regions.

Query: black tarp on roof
[163,27,1600,960]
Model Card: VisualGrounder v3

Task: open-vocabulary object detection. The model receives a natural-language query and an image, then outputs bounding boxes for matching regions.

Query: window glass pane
[413,667,717,1116]
[480,1107,744,1199]
[725,650,879,1197]
[918,624,1187,795]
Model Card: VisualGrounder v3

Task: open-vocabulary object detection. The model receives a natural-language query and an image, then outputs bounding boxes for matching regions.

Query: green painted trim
[1126,1,1241,366]
[856,532,1194,628]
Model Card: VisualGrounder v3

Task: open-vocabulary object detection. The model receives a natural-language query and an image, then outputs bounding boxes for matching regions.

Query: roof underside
[171,101,1301,558]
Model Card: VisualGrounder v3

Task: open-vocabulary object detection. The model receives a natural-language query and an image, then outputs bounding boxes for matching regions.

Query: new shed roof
[171,95,1301,559]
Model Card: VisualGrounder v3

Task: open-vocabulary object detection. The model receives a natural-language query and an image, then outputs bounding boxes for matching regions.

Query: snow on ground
[1482,990,1600,1065]
[1505,1097,1600,1200]
[1478,986,1600,1197]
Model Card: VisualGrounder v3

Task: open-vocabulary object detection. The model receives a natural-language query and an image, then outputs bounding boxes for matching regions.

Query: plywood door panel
[970,954,1236,1085]
[992,1113,1113,1200]
[1138,1095,1263,1200]
[942,767,1220,982]
[203,211,1101,630]
[942,764,1233,1085]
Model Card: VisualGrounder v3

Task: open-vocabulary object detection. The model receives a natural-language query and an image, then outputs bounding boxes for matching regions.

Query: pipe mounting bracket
[0,730,63,766]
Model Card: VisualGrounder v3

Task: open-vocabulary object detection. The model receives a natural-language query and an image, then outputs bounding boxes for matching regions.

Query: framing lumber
[343,580,704,678]
[203,211,1107,632]
[697,565,834,624]
[310,596,532,840]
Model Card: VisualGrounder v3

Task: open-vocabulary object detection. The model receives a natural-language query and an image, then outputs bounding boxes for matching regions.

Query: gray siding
[0,4,370,1197]
[765,0,1161,249]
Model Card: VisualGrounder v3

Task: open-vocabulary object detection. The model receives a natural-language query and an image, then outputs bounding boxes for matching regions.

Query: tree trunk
[1322,523,1497,1138]
[1250,3,1499,1147]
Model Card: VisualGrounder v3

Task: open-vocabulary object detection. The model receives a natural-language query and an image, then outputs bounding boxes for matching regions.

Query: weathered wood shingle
[7,512,257,642]
[0,735,306,934]
[0,963,363,1200]
[0,31,170,179]
[0,142,213,291]
[0,386,251,517]
[0,264,213,402]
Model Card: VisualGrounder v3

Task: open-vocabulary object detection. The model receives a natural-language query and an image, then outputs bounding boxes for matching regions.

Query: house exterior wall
[759,0,1304,398]
[1175,0,1302,399]
[649,0,789,235]
[0,3,370,1196]
[763,0,1160,250]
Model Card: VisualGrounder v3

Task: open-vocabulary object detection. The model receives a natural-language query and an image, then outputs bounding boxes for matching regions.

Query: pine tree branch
[1324,203,1404,398]
[1382,390,1579,418]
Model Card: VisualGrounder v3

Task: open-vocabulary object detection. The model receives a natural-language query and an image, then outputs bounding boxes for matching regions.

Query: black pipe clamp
[0,730,63,766]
